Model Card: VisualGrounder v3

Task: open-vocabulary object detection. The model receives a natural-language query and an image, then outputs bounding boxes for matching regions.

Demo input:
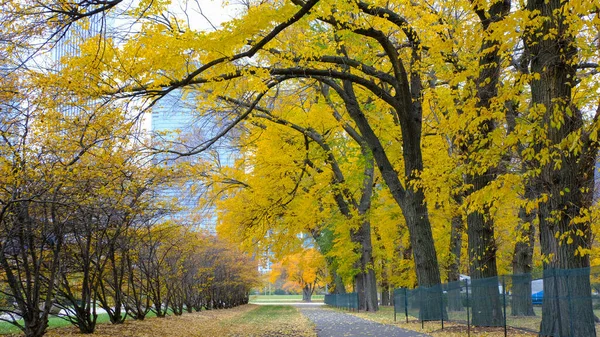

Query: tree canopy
[2,0,600,335]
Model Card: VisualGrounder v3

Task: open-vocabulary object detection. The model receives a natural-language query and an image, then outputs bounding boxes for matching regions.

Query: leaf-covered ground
[342,306,537,337]
[28,305,315,337]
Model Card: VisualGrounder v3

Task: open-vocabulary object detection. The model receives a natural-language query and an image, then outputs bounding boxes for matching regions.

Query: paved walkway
[300,305,430,337]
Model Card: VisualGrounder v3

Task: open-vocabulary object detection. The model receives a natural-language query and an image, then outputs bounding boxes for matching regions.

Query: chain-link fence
[393,267,600,337]
[324,293,359,311]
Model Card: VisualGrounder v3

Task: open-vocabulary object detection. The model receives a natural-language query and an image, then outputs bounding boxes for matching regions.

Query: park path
[299,305,431,337]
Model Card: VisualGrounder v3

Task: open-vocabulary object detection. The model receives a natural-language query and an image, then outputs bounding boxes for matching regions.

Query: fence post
[420,288,424,330]
[347,294,350,311]
[394,289,397,322]
[502,275,507,337]
[466,279,470,337]
[404,287,408,323]
[440,285,444,330]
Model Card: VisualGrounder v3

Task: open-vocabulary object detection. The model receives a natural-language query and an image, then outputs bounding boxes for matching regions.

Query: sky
[172,0,244,32]
[133,0,245,133]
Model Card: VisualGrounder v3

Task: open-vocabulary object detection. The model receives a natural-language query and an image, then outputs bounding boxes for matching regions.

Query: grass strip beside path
[226,305,316,337]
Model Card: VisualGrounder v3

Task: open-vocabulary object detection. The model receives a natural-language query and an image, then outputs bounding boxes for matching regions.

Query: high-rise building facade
[151,91,217,234]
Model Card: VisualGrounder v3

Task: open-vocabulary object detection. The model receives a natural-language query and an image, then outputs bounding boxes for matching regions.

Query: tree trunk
[447,213,463,312]
[302,285,312,302]
[466,174,503,326]
[511,199,536,317]
[353,219,378,312]
[538,230,594,336]
[381,286,390,306]
[298,113,373,307]
[463,0,511,327]
[23,316,48,337]
[339,80,442,291]
[510,273,534,317]
[0,201,62,337]
[331,73,442,319]
[467,207,503,326]
[525,0,597,335]
[380,261,391,306]
[352,154,378,312]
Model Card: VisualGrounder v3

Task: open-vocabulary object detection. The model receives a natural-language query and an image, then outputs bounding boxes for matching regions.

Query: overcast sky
[176,0,245,32]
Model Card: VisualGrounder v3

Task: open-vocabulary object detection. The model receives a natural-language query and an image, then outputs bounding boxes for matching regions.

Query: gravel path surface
[300,305,431,337]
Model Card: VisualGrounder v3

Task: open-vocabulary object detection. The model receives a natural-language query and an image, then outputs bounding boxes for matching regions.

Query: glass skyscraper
[151,91,217,234]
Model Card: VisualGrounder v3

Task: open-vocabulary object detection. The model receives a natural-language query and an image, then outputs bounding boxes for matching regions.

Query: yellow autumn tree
[4,0,600,334]
[270,248,328,302]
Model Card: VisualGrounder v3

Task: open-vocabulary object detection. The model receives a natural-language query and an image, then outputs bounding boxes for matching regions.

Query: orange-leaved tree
[270,248,328,302]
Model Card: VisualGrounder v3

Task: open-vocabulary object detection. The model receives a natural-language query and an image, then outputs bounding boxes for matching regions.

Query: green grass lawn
[0,308,175,335]
[0,312,112,335]
[249,294,324,303]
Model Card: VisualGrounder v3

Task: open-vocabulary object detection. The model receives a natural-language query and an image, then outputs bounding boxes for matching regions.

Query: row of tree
[0,66,258,337]
[184,1,599,335]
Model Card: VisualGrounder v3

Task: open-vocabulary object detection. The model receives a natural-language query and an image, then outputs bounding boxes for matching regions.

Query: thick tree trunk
[462,0,511,327]
[538,224,594,336]
[400,191,441,287]
[355,270,378,311]
[330,71,442,318]
[398,82,443,294]
[353,220,378,312]
[511,199,536,317]
[510,273,534,317]
[467,203,502,326]
[23,315,48,337]
[302,285,312,302]
[465,170,502,325]
[394,186,444,320]
[525,0,597,335]
[352,155,378,312]
[339,78,442,291]
[447,214,463,312]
